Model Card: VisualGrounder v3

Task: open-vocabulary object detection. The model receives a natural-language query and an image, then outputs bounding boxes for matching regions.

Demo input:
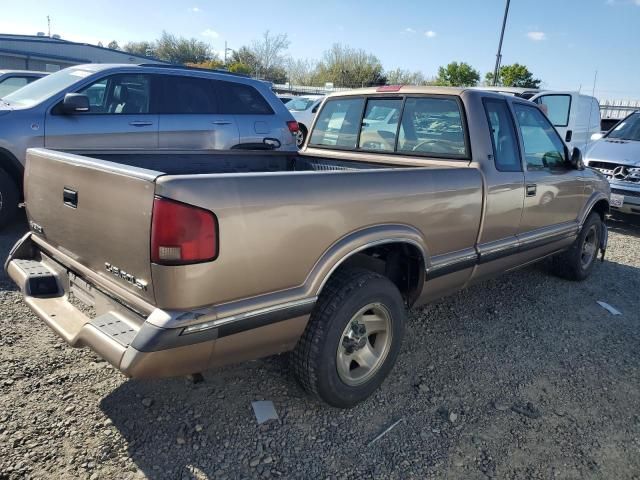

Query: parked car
[0,63,298,226]
[6,86,610,408]
[585,111,640,215]
[0,70,48,98]
[278,95,294,104]
[287,95,324,147]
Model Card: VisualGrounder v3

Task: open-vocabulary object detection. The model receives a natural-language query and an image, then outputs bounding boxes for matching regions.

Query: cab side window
[483,98,521,172]
[77,74,150,114]
[513,103,566,171]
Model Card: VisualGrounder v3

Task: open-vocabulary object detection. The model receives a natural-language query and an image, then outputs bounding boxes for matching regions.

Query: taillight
[287,120,300,133]
[376,85,403,92]
[151,197,218,265]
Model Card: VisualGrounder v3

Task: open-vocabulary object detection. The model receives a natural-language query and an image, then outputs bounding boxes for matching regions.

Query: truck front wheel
[0,168,19,228]
[292,267,406,408]
[550,212,602,281]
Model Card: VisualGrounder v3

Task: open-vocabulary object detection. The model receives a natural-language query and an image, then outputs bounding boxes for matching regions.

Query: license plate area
[610,193,624,208]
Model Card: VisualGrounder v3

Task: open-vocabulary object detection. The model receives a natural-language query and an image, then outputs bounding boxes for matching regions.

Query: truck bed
[22,148,483,313]
[84,150,389,175]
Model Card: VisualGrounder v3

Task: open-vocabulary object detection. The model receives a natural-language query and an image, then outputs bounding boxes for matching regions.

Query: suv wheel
[0,168,19,228]
[292,267,405,408]
[550,212,602,281]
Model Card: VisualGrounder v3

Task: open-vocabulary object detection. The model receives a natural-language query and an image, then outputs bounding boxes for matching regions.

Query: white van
[529,92,601,152]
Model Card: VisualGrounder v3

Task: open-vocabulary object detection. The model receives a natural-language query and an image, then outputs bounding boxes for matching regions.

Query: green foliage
[435,62,480,87]
[314,44,385,88]
[123,32,215,64]
[486,63,541,88]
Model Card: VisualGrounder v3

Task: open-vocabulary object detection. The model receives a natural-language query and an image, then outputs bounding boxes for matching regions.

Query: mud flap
[600,222,608,262]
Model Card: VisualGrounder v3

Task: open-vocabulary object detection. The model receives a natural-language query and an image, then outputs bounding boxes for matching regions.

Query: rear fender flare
[305,224,430,296]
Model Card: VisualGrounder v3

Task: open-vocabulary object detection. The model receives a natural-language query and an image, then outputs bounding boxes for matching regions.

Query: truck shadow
[98,255,640,479]
[608,212,640,239]
[0,215,28,289]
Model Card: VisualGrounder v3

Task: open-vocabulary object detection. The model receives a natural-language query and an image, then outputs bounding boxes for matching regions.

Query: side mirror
[568,147,584,170]
[61,93,89,113]
[590,132,604,141]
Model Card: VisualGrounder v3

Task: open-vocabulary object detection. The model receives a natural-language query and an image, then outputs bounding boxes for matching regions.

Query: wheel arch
[0,147,24,197]
[309,225,429,307]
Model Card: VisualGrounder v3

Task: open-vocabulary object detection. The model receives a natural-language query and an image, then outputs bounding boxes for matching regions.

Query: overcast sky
[2,0,640,99]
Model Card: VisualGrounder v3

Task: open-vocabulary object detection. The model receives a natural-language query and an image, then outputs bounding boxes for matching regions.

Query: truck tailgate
[24,148,160,304]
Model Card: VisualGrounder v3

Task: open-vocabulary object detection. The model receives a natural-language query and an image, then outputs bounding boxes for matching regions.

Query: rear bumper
[6,233,312,378]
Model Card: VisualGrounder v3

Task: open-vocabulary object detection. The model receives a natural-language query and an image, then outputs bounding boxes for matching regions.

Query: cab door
[45,73,158,150]
[512,101,584,251]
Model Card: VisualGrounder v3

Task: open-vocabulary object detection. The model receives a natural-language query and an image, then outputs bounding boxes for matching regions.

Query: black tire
[292,267,406,408]
[0,168,19,229]
[550,212,602,281]
[295,125,307,148]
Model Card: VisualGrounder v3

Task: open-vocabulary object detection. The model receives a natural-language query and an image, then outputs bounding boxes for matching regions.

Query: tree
[107,40,119,50]
[97,41,104,48]
[227,62,253,75]
[286,58,318,85]
[154,31,214,64]
[385,67,434,86]
[187,59,225,70]
[250,31,290,72]
[229,46,261,75]
[315,43,385,88]
[123,41,155,57]
[485,63,541,88]
[435,62,480,87]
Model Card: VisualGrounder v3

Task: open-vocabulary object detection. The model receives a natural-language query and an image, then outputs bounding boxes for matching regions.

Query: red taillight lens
[151,197,217,265]
[287,120,300,133]
[376,85,403,92]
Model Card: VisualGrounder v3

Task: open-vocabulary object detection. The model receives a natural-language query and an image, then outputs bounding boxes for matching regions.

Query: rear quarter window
[218,82,274,115]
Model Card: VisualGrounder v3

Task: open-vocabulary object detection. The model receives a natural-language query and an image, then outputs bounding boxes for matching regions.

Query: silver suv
[0,63,298,225]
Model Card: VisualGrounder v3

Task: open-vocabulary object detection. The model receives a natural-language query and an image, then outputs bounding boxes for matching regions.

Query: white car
[287,96,325,147]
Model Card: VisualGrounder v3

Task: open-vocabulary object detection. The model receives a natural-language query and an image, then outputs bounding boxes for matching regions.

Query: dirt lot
[1,214,639,480]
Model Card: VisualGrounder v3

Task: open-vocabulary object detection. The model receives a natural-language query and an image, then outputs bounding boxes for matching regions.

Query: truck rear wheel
[0,168,19,228]
[550,212,602,281]
[292,267,405,408]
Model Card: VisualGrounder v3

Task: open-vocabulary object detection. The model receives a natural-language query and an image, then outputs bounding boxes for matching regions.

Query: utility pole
[47,15,51,37]
[224,42,233,66]
[492,0,510,86]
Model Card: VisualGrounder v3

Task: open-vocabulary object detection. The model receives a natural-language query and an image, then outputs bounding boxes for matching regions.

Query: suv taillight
[151,197,218,265]
[287,120,300,133]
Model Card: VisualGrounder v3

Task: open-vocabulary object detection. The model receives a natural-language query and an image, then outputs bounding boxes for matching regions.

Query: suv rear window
[218,82,273,115]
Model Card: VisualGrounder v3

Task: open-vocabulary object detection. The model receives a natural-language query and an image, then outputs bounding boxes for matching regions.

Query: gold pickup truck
[6,87,610,407]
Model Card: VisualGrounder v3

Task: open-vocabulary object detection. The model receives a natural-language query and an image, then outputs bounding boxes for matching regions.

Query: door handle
[129,121,153,127]
[526,184,537,197]
[212,121,232,125]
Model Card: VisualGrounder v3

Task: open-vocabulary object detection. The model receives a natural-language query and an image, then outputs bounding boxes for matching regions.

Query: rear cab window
[310,94,468,158]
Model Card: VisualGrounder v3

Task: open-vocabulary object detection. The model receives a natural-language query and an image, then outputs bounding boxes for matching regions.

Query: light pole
[492,0,511,86]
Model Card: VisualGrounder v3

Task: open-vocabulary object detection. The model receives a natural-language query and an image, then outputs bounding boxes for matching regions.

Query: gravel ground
[1,214,639,480]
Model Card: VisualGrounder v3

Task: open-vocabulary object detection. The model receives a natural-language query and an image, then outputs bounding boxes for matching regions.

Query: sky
[2,0,640,99]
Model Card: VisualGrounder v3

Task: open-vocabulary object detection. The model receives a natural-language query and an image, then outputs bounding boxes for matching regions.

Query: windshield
[607,112,640,141]
[2,67,94,107]
[287,98,317,112]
